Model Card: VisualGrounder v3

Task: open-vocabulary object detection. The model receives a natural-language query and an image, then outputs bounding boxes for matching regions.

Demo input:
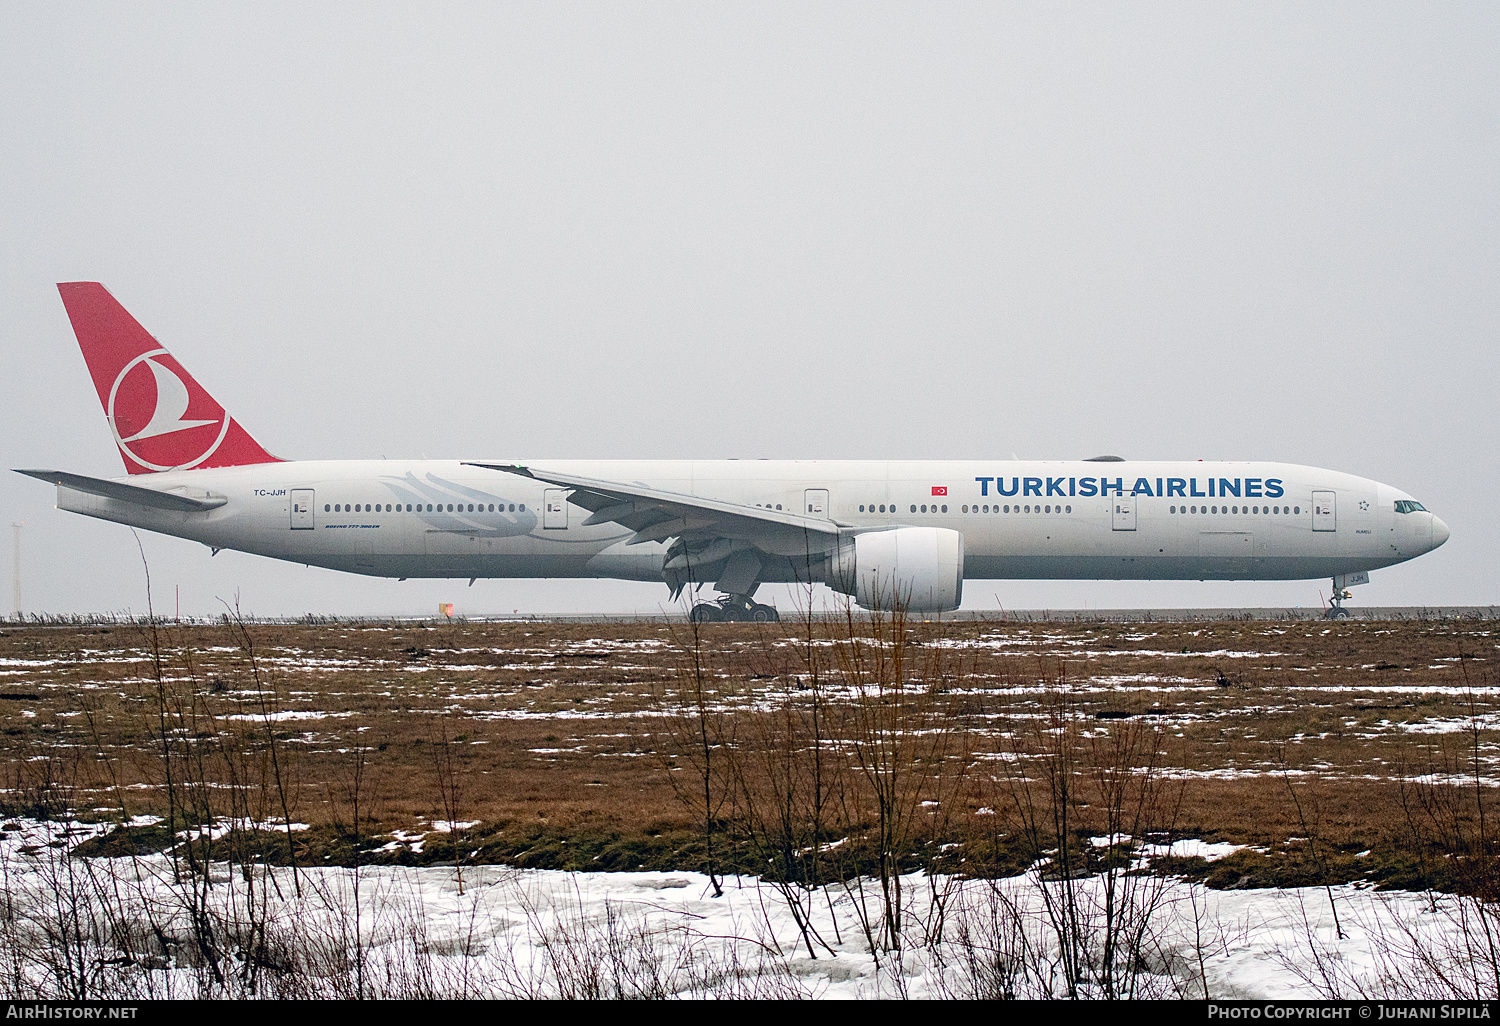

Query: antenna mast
[10,523,20,620]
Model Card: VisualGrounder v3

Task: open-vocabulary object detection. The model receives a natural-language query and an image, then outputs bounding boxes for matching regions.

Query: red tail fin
[57,283,281,475]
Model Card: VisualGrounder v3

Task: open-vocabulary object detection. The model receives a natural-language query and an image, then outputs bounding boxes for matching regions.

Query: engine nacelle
[825,527,964,612]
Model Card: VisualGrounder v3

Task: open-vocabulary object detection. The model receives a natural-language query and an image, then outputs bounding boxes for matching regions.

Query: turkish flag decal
[931,486,948,496]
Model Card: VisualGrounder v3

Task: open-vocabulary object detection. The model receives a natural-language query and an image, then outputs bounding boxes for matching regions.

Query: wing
[462,463,842,557]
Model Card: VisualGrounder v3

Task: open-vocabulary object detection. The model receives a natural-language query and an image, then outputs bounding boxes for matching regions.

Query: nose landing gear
[1324,587,1353,619]
[1323,571,1368,619]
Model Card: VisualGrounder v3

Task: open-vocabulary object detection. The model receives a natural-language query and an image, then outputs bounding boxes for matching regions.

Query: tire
[1325,607,1351,620]
[751,604,779,623]
[689,603,721,623]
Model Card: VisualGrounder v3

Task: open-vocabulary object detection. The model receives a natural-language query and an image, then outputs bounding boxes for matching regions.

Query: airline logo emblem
[931,486,947,496]
[107,349,230,472]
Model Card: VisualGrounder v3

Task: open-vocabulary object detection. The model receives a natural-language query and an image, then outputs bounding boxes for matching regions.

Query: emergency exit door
[1111,496,1136,531]
[804,489,829,518]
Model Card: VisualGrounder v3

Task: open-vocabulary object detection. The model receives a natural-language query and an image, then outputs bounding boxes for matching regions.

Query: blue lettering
[1078,477,1098,497]
[1190,478,1206,497]
[998,477,1020,497]
[1131,477,1154,497]
[1047,477,1066,496]
[1167,478,1186,497]
[1023,477,1043,497]
[1265,478,1284,498]
[1209,478,1216,498]
[1156,478,1163,497]
[974,476,993,496]
[1101,478,1124,497]
[1069,477,1076,496]
[1218,478,1241,498]
[1245,478,1263,498]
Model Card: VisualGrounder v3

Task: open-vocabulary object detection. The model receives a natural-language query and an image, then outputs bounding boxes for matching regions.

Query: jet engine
[825,527,964,612]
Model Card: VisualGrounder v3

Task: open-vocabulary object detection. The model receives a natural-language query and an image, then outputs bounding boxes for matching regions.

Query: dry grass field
[0,613,1495,893]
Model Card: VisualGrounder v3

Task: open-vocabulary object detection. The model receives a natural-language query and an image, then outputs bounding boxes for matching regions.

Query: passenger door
[543,488,569,530]
[804,489,829,518]
[1111,496,1136,531]
[1312,491,1336,532]
[290,489,315,530]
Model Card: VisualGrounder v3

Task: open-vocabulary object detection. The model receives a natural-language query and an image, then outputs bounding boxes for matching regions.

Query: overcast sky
[2,3,1496,618]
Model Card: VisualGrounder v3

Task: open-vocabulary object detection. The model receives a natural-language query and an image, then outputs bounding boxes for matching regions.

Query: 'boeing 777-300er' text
[19,283,1449,621]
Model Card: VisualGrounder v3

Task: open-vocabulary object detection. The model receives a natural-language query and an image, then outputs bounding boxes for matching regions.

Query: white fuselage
[53,459,1447,588]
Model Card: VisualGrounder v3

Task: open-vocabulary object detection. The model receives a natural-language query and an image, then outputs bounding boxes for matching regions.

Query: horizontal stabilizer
[14,469,227,512]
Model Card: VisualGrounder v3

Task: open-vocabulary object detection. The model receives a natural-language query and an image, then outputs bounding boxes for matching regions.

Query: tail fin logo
[107,350,230,472]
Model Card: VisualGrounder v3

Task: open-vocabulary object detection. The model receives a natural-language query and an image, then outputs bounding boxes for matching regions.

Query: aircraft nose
[1431,515,1450,550]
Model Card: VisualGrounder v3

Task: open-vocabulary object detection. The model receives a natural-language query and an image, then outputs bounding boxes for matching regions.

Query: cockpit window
[1394,500,1428,514]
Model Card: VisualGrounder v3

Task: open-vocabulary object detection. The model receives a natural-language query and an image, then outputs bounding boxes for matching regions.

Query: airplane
[18,283,1449,621]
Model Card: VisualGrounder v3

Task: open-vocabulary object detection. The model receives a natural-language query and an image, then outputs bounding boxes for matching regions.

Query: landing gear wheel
[689,603,722,623]
[1325,580,1354,620]
[750,604,779,623]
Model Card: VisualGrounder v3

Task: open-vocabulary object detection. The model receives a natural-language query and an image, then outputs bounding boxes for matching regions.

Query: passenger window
[1065,505,1072,513]
[941,505,948,513]
[910,505,917,513]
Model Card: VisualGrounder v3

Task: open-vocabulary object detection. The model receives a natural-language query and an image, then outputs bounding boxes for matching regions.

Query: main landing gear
[688,595,780,623]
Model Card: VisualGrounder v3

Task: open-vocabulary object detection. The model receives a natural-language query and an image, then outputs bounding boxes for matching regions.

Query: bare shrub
[981,674,1186,998]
